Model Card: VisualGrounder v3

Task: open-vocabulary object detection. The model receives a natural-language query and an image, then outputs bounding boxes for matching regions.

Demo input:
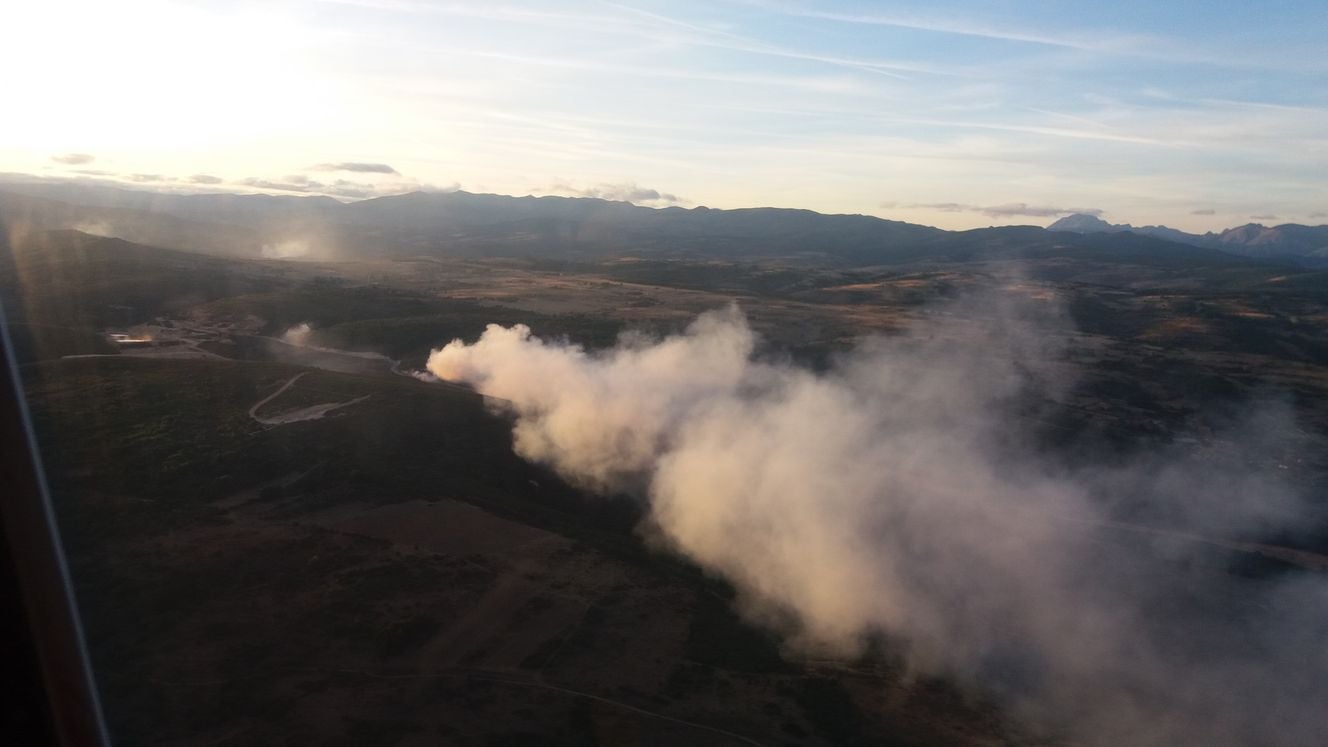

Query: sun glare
[3,1,332,163]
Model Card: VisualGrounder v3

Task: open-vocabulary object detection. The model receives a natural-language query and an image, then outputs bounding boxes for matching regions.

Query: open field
[24,355,1042,746]
[6,228,1328,744]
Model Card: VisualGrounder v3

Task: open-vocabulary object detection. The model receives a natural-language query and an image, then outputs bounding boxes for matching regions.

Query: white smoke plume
[426,302,1328,746]
[72,220,115,237]
[430,308,754,492]
[281,322,314,347]
[260,238,311,259]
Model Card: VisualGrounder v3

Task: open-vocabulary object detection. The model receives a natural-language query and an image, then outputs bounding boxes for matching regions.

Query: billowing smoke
[430,308,754,492]
[426,302,1328,746]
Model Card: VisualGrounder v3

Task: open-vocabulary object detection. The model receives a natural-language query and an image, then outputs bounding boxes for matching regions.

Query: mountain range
[1048,213,1328,265]
[1,176,1325,269]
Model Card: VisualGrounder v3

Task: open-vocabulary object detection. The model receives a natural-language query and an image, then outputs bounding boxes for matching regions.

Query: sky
[2,0,1326,230]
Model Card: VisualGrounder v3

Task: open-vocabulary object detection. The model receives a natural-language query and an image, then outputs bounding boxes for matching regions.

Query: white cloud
[51,153,95,165]
[539,180,685,206]
[903,201,1102,218]
[310,162,400,174]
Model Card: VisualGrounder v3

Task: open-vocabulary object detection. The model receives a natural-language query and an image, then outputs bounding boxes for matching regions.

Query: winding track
[248,372,370,426]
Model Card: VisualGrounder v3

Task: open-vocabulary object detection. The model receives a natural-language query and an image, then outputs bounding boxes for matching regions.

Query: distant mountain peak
[1044,212,1328,265]
[1048,214,1119,233]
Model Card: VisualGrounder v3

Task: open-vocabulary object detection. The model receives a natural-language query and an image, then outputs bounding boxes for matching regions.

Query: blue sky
[3,0,1326,229]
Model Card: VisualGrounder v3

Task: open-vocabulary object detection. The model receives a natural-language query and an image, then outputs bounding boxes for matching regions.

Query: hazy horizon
[5,172,1326,237]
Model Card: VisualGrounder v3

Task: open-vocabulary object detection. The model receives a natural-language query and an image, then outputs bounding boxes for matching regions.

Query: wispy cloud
[603,1,953,79]
[128,173,175,183]
[900,202,1103,218]
[51,153,95,165]
[1198,97,1328,115]
[322,0,626,30]
[451,48,873,94]
[189,174,223,184]
[1250,214,1279,221]
[733,0,1118,51]
[1190,208,1215,215]
[311,161,400,174]
[731,0,1279,69]
[349,0,951,79]
[1024,107,1114,130]
[539,180,685,205]
[239,175,322,193]
[237,174,456,199]
[912,118,1181,147]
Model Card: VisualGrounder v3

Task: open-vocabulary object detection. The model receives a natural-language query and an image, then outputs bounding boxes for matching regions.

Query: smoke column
[427,302,1328,746]
[280,322,314,346]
